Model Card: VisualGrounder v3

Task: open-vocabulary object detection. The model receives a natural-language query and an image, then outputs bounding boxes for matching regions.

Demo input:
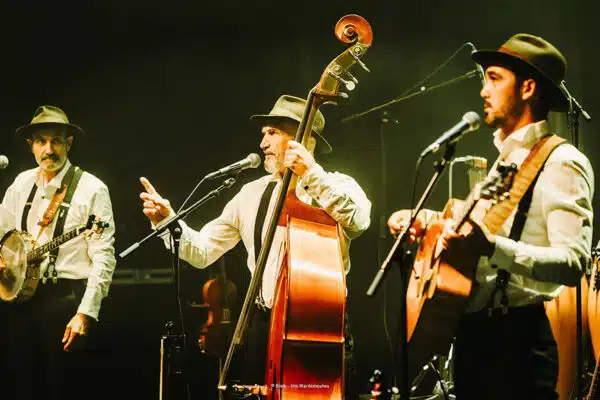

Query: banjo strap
[21,165,84,283]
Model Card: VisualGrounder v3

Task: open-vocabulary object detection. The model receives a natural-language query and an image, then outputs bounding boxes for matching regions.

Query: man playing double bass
[140,95,372,398]
[388,34,594,399]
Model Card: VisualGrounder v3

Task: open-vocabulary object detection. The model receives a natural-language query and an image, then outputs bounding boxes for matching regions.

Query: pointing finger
[140,177,157,195]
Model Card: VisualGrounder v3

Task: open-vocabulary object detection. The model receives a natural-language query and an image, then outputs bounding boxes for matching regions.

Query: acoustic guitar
[406,162,517,365]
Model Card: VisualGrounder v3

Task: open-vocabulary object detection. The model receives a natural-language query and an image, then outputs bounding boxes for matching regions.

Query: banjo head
[0,230,35,302]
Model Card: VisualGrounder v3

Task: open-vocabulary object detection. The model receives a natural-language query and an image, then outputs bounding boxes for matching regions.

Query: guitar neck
[27,226,84,262]
[452,188,479,229]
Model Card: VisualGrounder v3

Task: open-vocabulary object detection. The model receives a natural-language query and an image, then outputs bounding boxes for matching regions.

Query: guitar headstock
[314,14,372,99]
[84,215,110,238]
[473,161,518,204]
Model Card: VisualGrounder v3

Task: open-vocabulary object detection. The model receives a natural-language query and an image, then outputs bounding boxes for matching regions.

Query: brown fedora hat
[250,95,332,154]
[472,33,568,112]
[15,105,84,137]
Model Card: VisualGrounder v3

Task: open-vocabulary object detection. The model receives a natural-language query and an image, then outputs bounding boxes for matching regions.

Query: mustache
[41,154,59,161]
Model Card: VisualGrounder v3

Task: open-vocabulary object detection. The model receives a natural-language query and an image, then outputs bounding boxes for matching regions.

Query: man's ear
[520,78,537,102]
[26,138,33,150]
[66,136,74,151]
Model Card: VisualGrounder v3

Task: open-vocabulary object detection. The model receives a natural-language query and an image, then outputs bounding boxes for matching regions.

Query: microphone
[419,111,481,158]
[452,155,487,169]
[468,42,487,87]
[205,153,261,180]
[0,155,8,169]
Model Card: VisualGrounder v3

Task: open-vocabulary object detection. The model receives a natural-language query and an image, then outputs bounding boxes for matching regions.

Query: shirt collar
[492,120,549,158]
[36,159,72,190]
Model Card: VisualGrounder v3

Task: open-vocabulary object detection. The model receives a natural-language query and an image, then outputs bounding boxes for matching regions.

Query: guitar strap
[483,134,566,313]
[253,180,277,310]
[483,134,565,234]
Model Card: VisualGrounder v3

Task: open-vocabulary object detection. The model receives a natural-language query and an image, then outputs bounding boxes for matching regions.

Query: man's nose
[42,142,54,153]
[480,83,490,99]
[260,136,269,150]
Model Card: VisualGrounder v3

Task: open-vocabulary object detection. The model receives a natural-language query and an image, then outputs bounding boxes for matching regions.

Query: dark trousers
[239,309,358,399]
[453,303,558,400]
[0,279,88,400]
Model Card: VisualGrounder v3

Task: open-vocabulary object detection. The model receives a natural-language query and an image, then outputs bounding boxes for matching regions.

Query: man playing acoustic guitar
[388,34,594,399]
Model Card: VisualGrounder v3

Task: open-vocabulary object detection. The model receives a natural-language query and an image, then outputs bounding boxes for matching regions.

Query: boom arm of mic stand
[367,144,456,297]
[118,177,237,259]
[342,69,480,123]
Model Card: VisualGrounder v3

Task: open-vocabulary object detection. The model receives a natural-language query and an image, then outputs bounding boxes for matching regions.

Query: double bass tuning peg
[350,49,371,73]
[329,66,359,91]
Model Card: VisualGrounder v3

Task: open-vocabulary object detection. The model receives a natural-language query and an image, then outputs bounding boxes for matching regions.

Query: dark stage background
[0,1,598,399]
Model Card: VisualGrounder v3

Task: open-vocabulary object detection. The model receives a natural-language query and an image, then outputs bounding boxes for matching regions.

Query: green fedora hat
[15,105,84,137]
[472,33,569,112]
[250,95,332,154]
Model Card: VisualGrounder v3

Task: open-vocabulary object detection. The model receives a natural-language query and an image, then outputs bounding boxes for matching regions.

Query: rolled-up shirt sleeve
[298,164,371,239]
[489,155,595,287]
[0,181,18,239]
[161,192,242,269]
[79,184,117,320]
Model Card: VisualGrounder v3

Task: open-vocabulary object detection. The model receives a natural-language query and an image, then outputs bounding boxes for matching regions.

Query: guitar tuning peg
[337,92,350,100]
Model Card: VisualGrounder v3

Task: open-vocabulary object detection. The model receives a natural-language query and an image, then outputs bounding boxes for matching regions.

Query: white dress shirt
[164,164,372,307]
[466,120,595,312]
[0,159,117,320]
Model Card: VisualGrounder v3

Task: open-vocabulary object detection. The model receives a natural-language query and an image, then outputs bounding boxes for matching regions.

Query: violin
[198,256,237,359]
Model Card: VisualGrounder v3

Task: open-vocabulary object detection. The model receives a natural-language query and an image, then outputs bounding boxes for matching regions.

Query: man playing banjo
[0,105,116,400]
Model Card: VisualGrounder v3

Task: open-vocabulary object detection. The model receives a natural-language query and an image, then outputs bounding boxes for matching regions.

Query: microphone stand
[119,177,237,400]
[349,66,477,399]
[367,143,457,399]
[342,69,480,123]
[560,81,592,400]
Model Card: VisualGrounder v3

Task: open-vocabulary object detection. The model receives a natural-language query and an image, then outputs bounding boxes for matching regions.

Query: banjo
[0,214,108,303]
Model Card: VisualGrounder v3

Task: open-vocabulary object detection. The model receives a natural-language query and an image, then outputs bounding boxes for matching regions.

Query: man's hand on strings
[62,312,90,352]
[139,177,173,226]
[440,216,495,258]
[387,209,436,242]
[284,140,315,178]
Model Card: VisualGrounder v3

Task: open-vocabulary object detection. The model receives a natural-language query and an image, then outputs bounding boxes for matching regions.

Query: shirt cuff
[488,235,517,270]
[298,164,326,195]
[77,287,104,321]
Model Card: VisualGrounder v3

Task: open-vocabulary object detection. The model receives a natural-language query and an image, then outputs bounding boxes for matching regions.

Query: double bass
[217,14,373,400]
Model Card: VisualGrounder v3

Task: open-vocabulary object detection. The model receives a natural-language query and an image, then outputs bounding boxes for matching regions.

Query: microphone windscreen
[247,153,261,168]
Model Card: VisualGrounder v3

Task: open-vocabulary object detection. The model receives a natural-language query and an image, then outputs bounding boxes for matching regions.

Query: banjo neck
[26,214,104,263]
